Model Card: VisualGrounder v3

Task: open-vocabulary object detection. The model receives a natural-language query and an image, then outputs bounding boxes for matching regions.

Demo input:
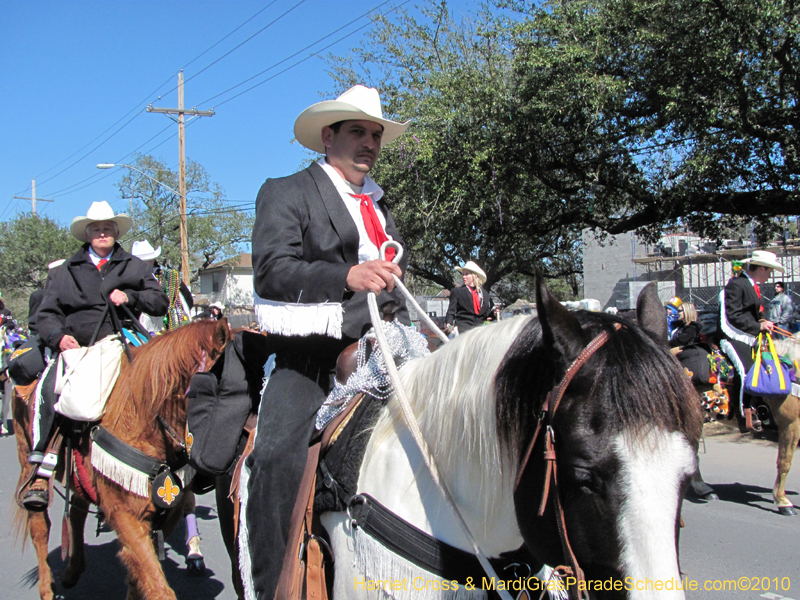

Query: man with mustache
[246,85,410,599]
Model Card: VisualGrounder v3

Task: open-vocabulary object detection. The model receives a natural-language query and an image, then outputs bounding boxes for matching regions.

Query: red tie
[97,258,108,271]
[351,194,395,261]
[470,287,481,314]
[754,283,763,312]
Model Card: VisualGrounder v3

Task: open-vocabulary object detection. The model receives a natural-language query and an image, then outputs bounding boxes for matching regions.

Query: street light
[97,163,191,288]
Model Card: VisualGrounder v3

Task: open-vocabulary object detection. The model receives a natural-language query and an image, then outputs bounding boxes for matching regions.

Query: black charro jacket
[252,162,409,347]
[718,273,763,344]
[37,243,169,351]
[445,284,495,334]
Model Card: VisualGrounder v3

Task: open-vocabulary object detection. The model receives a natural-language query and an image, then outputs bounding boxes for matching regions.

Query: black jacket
[37,244,169,351]
[27,289,45,336]
[718,274,763,342]
[445,285,495,333]
[669,322,702,348]
[252,162,409,345]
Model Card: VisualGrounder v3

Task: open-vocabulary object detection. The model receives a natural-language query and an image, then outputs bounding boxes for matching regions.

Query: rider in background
[718,250,783,433]
[21,201,168,511]
[444,260,499,337]
[668,300,703,348]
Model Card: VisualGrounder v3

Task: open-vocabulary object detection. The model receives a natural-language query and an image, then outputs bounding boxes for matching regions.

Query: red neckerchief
[351,194,395,261]
[469,287,481,314]
[744,272,764,313]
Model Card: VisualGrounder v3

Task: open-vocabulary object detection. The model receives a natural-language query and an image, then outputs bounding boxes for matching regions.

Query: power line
[182,1,280,71]
[18,1,410,208]
[13,3,292,199]
[184,0,309,88]
[200,0,404,108]
[44,123,177,198]
[13,74,178,198]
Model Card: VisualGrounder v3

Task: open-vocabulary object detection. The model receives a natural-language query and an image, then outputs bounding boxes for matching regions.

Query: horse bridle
[514,322,622,600]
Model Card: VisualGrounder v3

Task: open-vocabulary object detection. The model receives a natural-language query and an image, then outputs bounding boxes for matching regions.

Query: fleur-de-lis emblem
[158,475,180,505]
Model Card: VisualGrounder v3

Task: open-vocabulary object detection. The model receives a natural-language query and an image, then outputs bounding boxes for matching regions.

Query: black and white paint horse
[315,280,702,599]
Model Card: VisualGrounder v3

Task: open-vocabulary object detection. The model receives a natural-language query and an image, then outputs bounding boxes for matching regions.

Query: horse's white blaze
[615,429,695,599]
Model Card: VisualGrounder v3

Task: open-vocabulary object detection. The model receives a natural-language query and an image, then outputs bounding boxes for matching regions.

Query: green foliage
[325,0,798,290]
[507,0,800,243]
[0,213,81,293]
[115,155,254,278]
[328,2,584,292]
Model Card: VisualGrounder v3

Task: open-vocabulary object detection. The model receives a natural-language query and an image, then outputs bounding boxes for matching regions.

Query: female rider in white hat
[444,260,499,336]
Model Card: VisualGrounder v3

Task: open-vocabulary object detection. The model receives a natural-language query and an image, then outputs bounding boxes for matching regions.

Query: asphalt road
[0,421,798,599]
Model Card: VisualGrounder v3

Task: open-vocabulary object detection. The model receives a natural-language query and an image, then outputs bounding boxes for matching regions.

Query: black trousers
[722,338,757,414]
[33,361,59,455]
[245,354,336,600]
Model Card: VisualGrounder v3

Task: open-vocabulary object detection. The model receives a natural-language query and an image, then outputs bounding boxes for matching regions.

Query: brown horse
[762,393,800,515]
[764,336,800,516]
[12,318,231,600]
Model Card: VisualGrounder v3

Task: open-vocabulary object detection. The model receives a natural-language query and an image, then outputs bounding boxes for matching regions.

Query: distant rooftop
[204,253,252,270]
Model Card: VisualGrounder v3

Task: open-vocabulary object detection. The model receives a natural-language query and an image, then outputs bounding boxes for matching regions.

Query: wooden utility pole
[13,179,53,215]
[147,70,214,287]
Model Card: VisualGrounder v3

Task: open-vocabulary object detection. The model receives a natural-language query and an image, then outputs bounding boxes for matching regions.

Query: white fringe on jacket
[255,295,343,339]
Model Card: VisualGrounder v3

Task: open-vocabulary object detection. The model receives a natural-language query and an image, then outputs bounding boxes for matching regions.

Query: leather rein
[514,322,622,600]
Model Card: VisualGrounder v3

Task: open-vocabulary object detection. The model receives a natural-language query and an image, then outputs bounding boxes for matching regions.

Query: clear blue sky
[1,0,478,235]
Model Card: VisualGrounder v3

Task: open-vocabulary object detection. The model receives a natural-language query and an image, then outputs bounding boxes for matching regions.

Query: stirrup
[20,478,50,512]
[745,408,763,433]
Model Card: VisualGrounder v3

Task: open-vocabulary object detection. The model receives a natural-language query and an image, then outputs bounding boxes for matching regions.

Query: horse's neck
[357,412,523,557]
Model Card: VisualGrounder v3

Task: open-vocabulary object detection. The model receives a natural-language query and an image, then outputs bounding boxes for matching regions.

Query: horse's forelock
[593,315,703,444]
[495,311,703,461]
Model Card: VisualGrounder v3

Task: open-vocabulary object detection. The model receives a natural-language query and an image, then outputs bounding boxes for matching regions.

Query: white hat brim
[135,248,161,261]
[742,256,785,272]
[456,262,487,285]
[70,215,132,242]
[294,101,409,154]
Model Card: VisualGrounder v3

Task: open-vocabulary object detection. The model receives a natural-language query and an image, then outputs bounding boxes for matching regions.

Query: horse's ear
[535,272,586,362]
[636,282,668,343]
[216,318,232,346]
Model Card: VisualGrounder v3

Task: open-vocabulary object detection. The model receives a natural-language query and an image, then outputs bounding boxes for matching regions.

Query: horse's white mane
[370,315,532,515]
[774,334,800,356]
[773,335,800,374]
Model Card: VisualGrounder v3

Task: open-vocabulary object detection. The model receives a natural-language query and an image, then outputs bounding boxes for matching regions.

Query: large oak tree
[327,0,798,298]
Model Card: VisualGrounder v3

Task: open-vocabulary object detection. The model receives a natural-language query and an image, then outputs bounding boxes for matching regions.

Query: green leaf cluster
[326,0,799,300]
[116,155,254,277]
[0,213,81,292]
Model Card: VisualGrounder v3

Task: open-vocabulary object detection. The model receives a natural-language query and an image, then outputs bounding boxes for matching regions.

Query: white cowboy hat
[131,240,162,261]
[70,201,132,242]
[210,301,224,310]
[742,250,785,273]
[456,261,487,285]
[294,85,410,154]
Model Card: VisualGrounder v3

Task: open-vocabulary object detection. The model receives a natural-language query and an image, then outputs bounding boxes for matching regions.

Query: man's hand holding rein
[346,260,401,295]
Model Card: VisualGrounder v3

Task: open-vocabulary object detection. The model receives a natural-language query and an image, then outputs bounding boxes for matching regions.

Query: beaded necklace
[157,268,189,330]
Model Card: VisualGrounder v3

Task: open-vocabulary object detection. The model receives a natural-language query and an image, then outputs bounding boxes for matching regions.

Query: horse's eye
[569,467,602,493]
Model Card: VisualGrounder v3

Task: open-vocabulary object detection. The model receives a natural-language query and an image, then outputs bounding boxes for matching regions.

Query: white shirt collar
[88,245,114,266]
[318,158,384,202]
